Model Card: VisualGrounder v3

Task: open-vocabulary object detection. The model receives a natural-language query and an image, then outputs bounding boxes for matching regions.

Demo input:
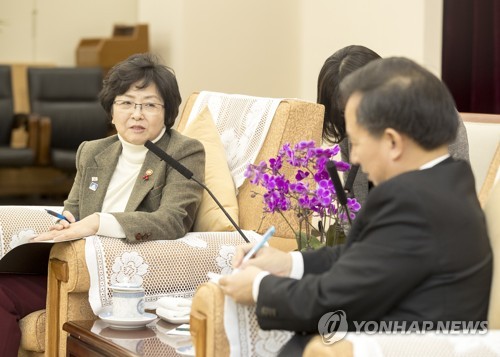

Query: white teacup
[110,283,145,319]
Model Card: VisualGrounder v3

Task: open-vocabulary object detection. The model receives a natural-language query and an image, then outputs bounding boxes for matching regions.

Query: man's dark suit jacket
[257,158,492,333]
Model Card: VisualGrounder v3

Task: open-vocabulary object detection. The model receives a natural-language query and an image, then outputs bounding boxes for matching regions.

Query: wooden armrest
[45,239,93,357]
[190,311,207,357]
[191,282,230,357]
[36,115,51,165]
[48,239,90,293]
[26,114,39,153]
[9,114,37,151]
[46,258,68,356]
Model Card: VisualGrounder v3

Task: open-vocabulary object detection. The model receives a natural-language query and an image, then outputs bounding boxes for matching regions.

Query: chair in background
[0,65,37,167]
[9,91,324,356]
[76,24,149,74]
[28,67,110,169]
[461,112,500,196]
[0,65,44,198]
[478,143,500,206]
[177,92,325,250]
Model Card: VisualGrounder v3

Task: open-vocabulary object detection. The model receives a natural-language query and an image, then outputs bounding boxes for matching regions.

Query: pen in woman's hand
[45,209,71,224]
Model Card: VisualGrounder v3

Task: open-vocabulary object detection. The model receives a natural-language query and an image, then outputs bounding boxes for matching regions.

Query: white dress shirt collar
[419,154,450,170]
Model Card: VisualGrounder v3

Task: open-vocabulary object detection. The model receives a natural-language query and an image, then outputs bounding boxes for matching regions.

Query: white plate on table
[156,307,190,324]
[98,312,157,330]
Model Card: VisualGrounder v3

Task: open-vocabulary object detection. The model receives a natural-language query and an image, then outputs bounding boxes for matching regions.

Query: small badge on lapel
[89,182,99,191]
[92,177,98,182]
[142,169,153,181]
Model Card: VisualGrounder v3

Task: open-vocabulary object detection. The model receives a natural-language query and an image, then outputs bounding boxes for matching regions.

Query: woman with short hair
[0,53,205,356]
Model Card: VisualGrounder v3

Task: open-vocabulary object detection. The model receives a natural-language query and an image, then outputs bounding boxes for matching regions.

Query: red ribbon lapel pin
[142,169,153,181]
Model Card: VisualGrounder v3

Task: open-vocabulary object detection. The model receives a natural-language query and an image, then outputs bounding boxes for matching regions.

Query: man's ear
[384,128,404,160]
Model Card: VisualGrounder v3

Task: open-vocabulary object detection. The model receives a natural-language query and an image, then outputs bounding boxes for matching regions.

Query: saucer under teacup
[100,325,156,339]
[99,311,157,330]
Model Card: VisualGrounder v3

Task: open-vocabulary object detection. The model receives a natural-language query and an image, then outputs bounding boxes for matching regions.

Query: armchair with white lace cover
[4,206,259,357]
[12,91,324,357]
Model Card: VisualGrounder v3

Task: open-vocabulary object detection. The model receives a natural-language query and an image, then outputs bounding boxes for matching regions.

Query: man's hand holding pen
[219,226,293,305]
[219,265,262,305]
[231,243,293,277]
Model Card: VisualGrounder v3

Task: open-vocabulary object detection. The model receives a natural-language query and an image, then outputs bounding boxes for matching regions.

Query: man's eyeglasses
[113,100,164,114]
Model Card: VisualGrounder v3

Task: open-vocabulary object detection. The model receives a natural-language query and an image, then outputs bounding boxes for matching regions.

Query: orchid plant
[244,140,361,250]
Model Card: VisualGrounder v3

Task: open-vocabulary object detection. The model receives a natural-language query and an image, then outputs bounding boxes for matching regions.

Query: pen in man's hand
[45,209,71,223]
[242,226,276,264]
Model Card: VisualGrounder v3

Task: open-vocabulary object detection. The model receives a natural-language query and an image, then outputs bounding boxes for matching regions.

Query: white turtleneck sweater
[96,127,166,238]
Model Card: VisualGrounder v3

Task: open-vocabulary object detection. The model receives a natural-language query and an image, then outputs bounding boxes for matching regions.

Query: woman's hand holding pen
[33,213,100,242]
[49,210,76,230]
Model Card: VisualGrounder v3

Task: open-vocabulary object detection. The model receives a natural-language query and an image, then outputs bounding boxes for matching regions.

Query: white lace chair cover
[0,206,61,257]
[184,91,282,188]
[224,296,293,357]
[346,330,500,357]
[86,231,261,315]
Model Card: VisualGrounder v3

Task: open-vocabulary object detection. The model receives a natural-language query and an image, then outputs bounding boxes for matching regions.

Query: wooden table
[64,318,192,357]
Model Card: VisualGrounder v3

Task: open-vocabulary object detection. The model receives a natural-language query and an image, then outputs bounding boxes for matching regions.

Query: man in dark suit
[219,57,492,354]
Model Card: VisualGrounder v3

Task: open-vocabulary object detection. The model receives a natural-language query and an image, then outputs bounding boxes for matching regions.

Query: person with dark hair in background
[220,57,491,356]
[0,53,205,356]
[317,45,470,205]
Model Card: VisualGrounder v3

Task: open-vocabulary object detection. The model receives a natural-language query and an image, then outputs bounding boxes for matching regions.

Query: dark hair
[317,45,381,143]
[340,57,459,149]
[99,53,181,129]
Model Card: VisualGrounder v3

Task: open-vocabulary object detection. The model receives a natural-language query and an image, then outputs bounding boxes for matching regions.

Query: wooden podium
[76,24,149,73]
